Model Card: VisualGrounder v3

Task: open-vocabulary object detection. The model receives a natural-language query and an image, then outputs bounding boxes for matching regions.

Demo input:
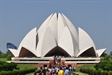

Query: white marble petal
[96,48,106,57]
[41,27,57,57]
[58,26,74,56]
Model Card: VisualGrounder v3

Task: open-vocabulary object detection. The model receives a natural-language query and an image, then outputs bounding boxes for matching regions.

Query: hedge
[95,61,112,71]
[0,68,36,75]
[108,71,112,75]
[80,68,112,75]
[0,61,17,71]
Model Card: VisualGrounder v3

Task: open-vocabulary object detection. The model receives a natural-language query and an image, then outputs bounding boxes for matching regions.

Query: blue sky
[0,0,112,54]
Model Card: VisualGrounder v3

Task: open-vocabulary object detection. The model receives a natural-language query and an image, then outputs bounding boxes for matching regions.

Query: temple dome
[8,13,106,57]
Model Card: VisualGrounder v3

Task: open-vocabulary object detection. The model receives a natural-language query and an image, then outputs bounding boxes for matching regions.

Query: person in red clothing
[47,70,51,75]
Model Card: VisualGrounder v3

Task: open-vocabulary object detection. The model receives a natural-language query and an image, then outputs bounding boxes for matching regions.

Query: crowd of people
[34,66,76,75]
[33,55,76,75]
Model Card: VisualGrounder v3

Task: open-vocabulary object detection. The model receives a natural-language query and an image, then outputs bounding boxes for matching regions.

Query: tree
[95,61,112,71]
[7,55,11,60]
[0,50,11,58]
[104,55,109,61]
[101,52,108,57]
[0,50,7,58]
[0,50,2,54]
[6,50,11,56]
[110,51,112,57]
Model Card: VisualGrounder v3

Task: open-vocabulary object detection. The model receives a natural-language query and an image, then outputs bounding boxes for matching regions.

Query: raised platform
[8,57,102,64]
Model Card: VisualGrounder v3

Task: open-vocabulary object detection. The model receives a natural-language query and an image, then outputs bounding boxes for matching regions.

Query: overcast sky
[0,0,112,54]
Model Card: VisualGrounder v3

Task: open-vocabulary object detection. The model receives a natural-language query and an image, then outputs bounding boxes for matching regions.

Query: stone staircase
[49,60,66,67]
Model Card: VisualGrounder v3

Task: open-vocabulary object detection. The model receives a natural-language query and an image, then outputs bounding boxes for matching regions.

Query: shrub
[108,71,112,75]
[100,70,108,75]
[7,55,11,60]
[0,68,36,75]
[0,61,17,71]
[96,70,101,75]
[95,61,112,71]
[103,71,108,75]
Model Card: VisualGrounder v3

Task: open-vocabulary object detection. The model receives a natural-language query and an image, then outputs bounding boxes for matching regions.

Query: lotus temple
[8,13,106,67]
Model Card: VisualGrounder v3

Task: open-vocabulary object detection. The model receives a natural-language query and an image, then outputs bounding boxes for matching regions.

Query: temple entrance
[44,46,70,57]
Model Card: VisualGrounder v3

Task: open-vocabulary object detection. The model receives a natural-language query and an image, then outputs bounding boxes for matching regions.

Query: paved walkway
[32,72,84,75]
[75,72,84,75]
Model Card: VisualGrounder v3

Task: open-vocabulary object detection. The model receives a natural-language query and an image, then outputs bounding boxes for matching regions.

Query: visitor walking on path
[58,67,64,75]
[75,72,84,75]
[64,67,70,75]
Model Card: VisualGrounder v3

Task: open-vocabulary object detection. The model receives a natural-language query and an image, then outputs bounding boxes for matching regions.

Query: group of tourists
[34,66,76,75]
[33,55,76,75]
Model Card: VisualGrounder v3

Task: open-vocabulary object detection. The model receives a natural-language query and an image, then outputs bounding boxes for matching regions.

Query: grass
[17,64,37,69]
[76,64,96,75]
[77,64,95,69]
[76,64,95,72]
[0,57,7,61]
[17,64,37,75]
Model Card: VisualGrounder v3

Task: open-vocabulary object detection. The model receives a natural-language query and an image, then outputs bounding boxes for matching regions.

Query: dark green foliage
[0,52,7,58]
[80,68,109,75]
[91,69,97,75]
[101,52,108,57]
[0,50,11,58]
[108,71,112,75]
[96,70,101,75]
[79,52,112,75]
[0,60,36,75]
[100,71,108,75]
[94,68,102,75]
[101,52,110,61]
[95,61,112,71]
[0,68,36,75]
[7,55,11,60]
[0,61,17,71]
[79,58,112,75]
[104,55,110,61]
[103,71,108,75]
[110,51,112,57]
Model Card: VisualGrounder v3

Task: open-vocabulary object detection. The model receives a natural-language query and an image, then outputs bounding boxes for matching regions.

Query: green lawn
[0,57,7,61]
[17,64,37,69]
[17,64,37,75]
[77,64,95,71]
[75,64,95,75]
